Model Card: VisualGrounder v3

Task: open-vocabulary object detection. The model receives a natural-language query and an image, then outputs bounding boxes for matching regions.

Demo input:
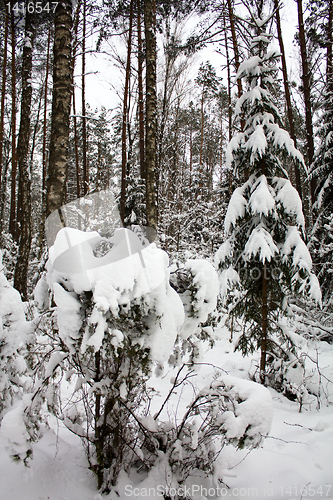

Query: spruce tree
[215,15,321,385]
[311,72,333,304]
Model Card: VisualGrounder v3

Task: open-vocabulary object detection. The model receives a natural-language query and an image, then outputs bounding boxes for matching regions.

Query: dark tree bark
[46,0,73,218]
[224,16,232,143]
[137,0,145,180]
[297,0,316,203]
[327,0,333,86]
[227,0,242,100]
[42,26,51,216]
[72,0,82,198]
[9,9,17,239]
[120,0,134,224]
[0,9,9,191]
[144,0,158,229]
[274,0,302,200]
[82,0,88,195]
[14,11,36,299]
[260,264,268,385]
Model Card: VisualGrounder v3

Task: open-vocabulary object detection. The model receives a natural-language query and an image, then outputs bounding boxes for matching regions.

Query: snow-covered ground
[0,330,332,500]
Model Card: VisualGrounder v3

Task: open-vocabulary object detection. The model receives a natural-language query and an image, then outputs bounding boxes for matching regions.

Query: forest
[0,0,332,498]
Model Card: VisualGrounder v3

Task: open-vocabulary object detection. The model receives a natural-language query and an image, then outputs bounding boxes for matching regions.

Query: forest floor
[0,326,332,500]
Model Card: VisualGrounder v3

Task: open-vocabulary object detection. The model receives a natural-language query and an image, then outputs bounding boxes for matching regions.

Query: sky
[79,0,301,117]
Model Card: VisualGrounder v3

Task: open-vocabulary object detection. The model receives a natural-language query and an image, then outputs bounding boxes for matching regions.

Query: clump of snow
[224,186,247,235]
[0,400,32,460]
[47,227,185,364]
[273,178,305,227]
[207,375,273,445]
[246,125,267,164]
[249,175,275,216]
[244,226,279,263]
[179,259,219,339]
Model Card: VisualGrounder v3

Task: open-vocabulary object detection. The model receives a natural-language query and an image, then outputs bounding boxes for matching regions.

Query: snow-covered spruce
[215,17,321,387]
[310,73,333,305]
[0,251,31,420]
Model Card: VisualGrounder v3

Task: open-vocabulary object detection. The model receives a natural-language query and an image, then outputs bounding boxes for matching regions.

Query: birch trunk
[46,0,73,218]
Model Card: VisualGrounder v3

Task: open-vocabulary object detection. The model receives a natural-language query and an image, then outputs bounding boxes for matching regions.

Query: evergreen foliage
[215,16,321,385]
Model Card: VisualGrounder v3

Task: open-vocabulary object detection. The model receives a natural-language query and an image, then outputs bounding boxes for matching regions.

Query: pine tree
[215,14,321,385]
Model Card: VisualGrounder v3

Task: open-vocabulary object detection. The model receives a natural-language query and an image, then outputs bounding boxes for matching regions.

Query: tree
[310,0,333,304]
[215,13,321,385]
[13,10,36,299]
[195,61,221,183]
[273,0,303,199]
[46,0,73,219]
[144,0,158,229]
[9,8,18,239]
[0,9,9,192]
[296,0,316,206]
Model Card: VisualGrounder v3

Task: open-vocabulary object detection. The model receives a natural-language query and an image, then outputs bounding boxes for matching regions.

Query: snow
[218,267,240,299]
[244,226,279,263]
[236,56,261,80]
[249,175,275,216]
[0,401,31,460]
[282,226,312,272]
[246,125,268,164]
[208,375,273,443]
[47,227,185,363]
[0,331,332,500]
[224,186,247,235]
[180,259,219,339]
[274,178,305,227]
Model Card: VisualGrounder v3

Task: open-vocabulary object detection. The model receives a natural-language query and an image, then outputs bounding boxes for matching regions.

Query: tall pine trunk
[14,11,35,299]
[9,10,17,239]
[297,0,315,204]
[227,0,242,100]
[46,0,73,219]
[120,0,134,224]
[72,0,82,198]
[137,0,145,180]
[327,0,333,87]
[81,0,88,195]
[42,27,51,217]
[0,9,9,191]
[144,0,158,229]
[260,264,268,385]
[274,0,302,200]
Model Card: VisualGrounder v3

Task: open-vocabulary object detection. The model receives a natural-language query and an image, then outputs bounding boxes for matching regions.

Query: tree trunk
[42,26,51,219]
[72,0,82,198]
[9,9,17,239]
[224,13,232,143]
[137,0,145,180]
[260,264,268,385]
[227,0,242,100]
[0,9,9,191]
[144,0,158,229]
[297,0,315,203]
[82,0,88,195]
[120,0,134,224]
[46,0,73,219]
[274,0,302,200]
[14,11,36,299]
[199,91,204,191]
[327,0,333,87]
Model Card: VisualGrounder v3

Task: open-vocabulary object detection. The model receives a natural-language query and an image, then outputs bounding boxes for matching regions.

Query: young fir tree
[215,17,321,385]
